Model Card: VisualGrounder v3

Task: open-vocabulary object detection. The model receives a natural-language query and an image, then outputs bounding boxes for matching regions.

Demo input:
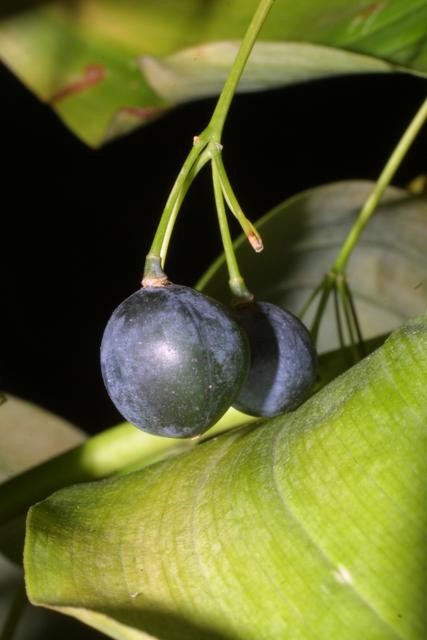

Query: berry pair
[101,285,316,438]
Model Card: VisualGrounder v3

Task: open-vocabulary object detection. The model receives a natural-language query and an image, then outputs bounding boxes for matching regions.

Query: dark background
[1,64,426,433]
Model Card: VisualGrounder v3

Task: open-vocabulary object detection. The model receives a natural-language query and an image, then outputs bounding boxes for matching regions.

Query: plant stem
[305,95,427,346]
[337,278,359,363]
[298,282,323,319]
[160,149,212,264]
[0,580,26,640]
[212,161,253,301]
[143,0,274,279]
[310,273,334,344]
[342,279,366,357]
[213,152,263,252]
[333,96,427,273]
[333,286,345,351]
[205,0,275,139]
[143,138,207,283]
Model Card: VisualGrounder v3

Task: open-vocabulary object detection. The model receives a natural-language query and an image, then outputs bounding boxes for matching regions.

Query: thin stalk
[298,282,323,320]
[310,273,334,344]
[337,278,359,363]
[143,138,208,282]
[160,149,212,265]
[143,0,275,279]
[342,279,366,357]
[333,96,427,274]
[0,580,26,640]
[213,151,263,252]
[212,162,253,301]
[205,0,275,139]
[333,286,345,351]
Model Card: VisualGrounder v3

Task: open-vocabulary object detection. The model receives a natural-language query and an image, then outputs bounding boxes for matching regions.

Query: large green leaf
[198,180,427,353]
[25,311,427,639]
[1,0,426,145]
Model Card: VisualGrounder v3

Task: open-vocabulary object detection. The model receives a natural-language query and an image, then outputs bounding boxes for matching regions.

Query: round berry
[101,284,249,438]
[232,301,316,417]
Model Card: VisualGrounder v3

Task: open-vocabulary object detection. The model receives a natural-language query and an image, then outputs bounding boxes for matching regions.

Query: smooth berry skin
[232,302,317,417]
[101,284,249,438]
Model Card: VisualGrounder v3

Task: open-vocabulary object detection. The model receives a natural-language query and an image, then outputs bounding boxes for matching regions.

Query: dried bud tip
[248,233,264,253]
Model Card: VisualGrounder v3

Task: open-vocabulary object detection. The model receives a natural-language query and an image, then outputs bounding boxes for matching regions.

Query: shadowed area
[87,604,239,640]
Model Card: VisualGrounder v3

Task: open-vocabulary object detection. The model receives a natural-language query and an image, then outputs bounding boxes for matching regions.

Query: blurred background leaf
[0,394,85,484]
[0,393,85,562]
[0,0,426,145]
[25,312,427,639]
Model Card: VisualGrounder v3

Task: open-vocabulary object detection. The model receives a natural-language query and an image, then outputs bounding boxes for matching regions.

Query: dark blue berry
[101,284,249,438]
[232,301,316,417]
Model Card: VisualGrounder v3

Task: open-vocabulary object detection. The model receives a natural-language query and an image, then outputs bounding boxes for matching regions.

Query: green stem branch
[342,279,366,357]
[333,96,427,273]
[143,138,207,283]
[160,149,212,264]
[310,274,334,344]
[143,0,274,279]
[212,161,253,301]
[213,152,263,252]
[333,286,345,351]
[337,278,359,363]
[205,0,275,139]
[298,282,323,319]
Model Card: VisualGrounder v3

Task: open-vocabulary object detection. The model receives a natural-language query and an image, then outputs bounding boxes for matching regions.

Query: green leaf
[0,394,85,563]
[24,311,427,639]
[198,180,427,353]
[1,0,426,145]
[140,41,393,103]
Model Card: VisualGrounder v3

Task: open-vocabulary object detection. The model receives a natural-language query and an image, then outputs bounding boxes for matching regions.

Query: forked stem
[307,95,427,348]
[205,0,275,140]
[143,0,275,282]
[333,96,427,274]
[211,161,253,301]
[213,152,263,252]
